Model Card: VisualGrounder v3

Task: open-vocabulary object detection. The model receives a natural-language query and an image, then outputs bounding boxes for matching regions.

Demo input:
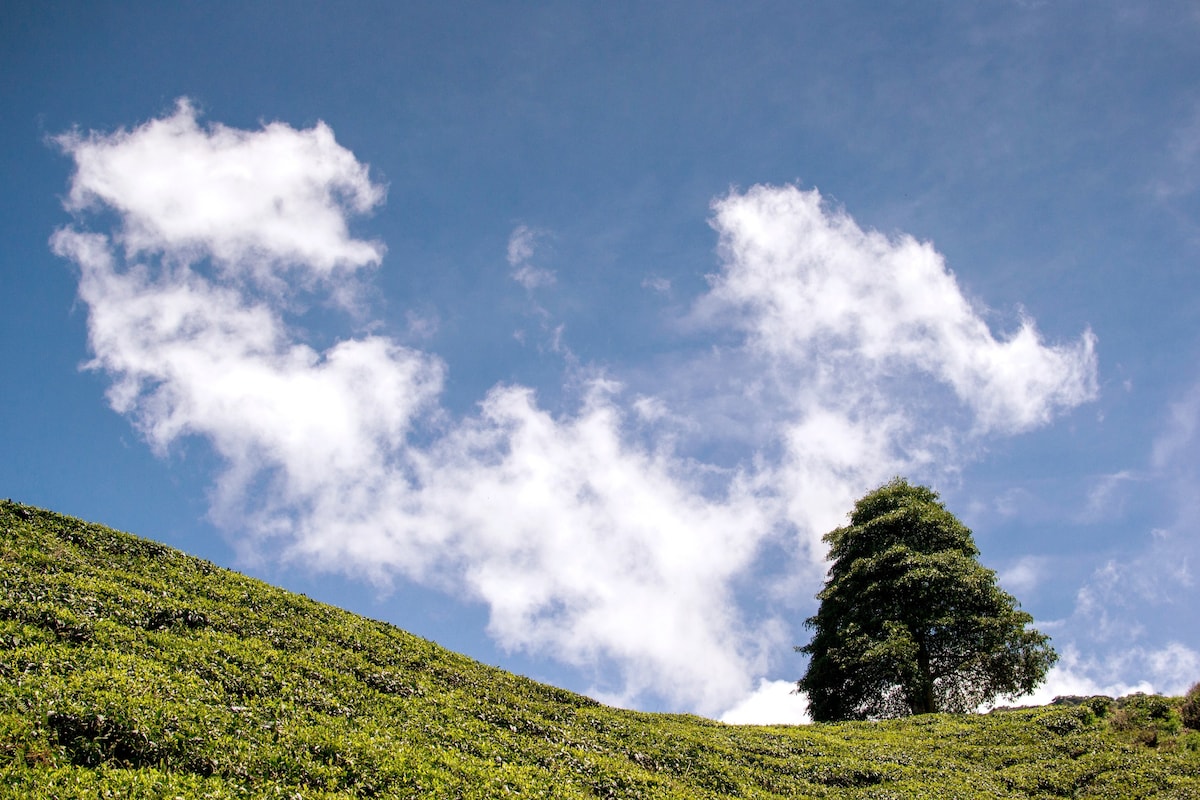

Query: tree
[796,478,1056,721]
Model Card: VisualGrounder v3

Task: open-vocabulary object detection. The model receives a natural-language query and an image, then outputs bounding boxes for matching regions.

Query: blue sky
[3,2,1199,722]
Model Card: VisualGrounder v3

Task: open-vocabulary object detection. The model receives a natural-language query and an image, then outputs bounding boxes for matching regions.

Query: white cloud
[1076,471,1138,523]
[506,223,537,266]
[507,224,555,289]
[774,405,915,558]
[405,309,440,340]
[50,226,446,579]
[1040,519,1198,695]
[1075,534,1194,619]
[698,185,1097,436]
[1151,382,1200,470]
[52,104,779,715]
[693,184,1098,556]
[1144,383,1200,601]
[992,486,1034,517]
[417,383,779,711]
[56,98,385,285]
[53,109,1103,716]
[1026,379,1200,704]
[1004,649,1153,707]
[1009,642,1199,706]
[719,679,811,725]
[642,275,671,294]
[1152,100,1200,200]
[998,555,1047,596]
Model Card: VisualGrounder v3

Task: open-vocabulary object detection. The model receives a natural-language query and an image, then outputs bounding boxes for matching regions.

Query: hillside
[1,499,1198,799]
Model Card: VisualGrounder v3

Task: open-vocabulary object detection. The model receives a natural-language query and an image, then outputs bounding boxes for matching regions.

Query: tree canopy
[796,478,1056,721]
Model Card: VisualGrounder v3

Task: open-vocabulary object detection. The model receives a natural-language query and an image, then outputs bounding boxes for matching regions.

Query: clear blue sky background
[3,1,1199,722]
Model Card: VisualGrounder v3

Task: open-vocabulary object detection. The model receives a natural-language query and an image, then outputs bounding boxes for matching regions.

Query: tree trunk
[914,632,937,715]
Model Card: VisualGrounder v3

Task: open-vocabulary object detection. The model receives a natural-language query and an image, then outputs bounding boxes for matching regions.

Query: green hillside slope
[2,499,1198,798]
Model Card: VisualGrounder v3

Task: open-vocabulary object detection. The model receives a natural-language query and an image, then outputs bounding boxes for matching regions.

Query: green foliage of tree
[797,478,1057,721]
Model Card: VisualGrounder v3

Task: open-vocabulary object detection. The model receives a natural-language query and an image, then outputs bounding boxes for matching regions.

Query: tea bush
[1182,682,1200,732]
[3,500,1200,798]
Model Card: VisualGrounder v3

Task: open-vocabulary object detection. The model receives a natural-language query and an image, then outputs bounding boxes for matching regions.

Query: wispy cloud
[507,224,556,290]
[998,555,1048,596]
[52,103,1100,717]
[1151,382,1200,470]
[1051,531,1195,667]
[1151,100,1200,201]
[642,275,671,295]
[1015,376,1200,703]
[1076,470,1139,523]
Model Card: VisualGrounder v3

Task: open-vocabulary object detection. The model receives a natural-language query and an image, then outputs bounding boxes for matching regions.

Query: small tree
[796,478,1056,721]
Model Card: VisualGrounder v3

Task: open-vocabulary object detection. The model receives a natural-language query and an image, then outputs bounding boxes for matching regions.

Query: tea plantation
[2,500,1199,798]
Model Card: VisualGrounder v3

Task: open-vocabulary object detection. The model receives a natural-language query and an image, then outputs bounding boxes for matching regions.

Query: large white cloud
[691,184,1098,564]
[700,185,1098,435]
[417,383,779,710]
[57,99,385,282]
[53,104,1101,719]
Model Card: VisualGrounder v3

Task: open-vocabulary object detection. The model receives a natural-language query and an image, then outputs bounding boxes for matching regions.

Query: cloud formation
[58,99,385,286]
[692,185,1098,559]
[54,223,445,566]
[700,186,1098,436]
[507,225,555,289]
[53,103,1101,719]
[1014,642,1199,707]
[1014,376,1200,702]
[720,680,810,725]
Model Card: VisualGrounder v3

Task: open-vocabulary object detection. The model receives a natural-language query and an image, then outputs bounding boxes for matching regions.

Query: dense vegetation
[799,479,1056,720]
[2,499,1198,798]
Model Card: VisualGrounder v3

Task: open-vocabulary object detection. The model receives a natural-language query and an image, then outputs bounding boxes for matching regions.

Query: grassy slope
[1,500,1198,799]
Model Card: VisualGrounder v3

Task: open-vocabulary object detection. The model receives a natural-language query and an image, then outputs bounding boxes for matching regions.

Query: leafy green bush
[1109,693,1184,747]
[1182,681,1200,731]
[4,499,1200,799]
[1050,693,1114,718]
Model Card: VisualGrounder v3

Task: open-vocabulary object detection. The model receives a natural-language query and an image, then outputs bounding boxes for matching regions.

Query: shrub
[1110,693,1184,748]
[1182,682,1200,731]
[1051,694,1113,718]
[8,501,1200,798]
[1115,693,1174,724]
[1037,705,1095,735]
